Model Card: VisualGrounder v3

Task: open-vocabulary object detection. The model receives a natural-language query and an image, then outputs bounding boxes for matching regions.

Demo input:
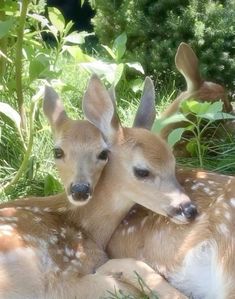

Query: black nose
[70,183,91,201]
[180,202,198,220]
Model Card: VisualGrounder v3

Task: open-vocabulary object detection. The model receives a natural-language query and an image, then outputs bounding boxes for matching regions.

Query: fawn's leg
[97,258,188,299]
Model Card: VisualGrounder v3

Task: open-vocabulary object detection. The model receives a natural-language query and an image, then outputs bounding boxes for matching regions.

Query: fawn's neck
[68,157,134,249]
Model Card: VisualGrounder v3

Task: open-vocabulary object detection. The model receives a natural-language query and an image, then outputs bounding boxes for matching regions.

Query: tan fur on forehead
[122,127,174,165]
[56,119,104,145]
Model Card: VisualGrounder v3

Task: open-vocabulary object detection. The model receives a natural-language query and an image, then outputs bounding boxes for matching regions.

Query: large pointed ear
[43,86,68,129]
[82,75,120,144]
[133,77,156,130]
[175,42,203,92]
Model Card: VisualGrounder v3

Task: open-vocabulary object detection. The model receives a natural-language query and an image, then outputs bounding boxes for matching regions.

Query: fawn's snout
[69,182,92,203]
[179,202,198,220]
[167,193,198,224]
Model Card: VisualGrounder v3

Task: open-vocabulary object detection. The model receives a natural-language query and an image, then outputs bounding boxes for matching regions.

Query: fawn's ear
[43,86,68,129]
[133,77,156,130]
[83,75,120,144]
[175,42,203,92]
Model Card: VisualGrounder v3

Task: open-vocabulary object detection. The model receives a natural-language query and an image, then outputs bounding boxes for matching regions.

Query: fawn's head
[82,76,197,224]
[44,86,109,206]
[175,42,232,112]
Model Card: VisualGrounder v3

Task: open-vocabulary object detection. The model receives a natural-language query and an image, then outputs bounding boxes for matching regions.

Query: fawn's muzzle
[180,202,198,221]
[70,182,91,201]
[167,201,198,223]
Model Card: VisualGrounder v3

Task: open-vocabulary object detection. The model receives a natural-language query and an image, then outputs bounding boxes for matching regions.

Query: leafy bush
[154,99,235,169]
[91,0,235,91]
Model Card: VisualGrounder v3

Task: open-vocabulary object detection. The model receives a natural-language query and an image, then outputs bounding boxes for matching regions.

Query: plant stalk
[0,0,7,82]
[15,0,30,130]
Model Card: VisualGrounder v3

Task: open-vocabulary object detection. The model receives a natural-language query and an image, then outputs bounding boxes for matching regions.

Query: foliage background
[91,0,235,91]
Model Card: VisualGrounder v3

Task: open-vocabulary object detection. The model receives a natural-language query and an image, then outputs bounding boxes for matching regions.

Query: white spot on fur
[217,195,224,202]
[191,182,205,190]
[224,211,231,221]
[215,209,221,216]
[217,223,229,235]
[71,259,81,266]
[75,251,82,259]
[0,224,14,235]
[230,198,235,207]
[222,203,229,209]
[60,227,66,238]
[34,216,41,223]
[57,207,66,212]
[24,207,32,211]
[77,232,83,239]
[49,235,58,245]
[65,247,74,257]
[203,187,211,193]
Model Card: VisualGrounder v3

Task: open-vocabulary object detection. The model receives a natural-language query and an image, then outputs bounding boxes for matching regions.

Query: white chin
[67,195,91,207]
[170,215,189,225]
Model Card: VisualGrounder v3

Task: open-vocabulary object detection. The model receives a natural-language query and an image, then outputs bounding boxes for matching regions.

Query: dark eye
[134,167,150,179]
[54,147,64,159]
[97,149,109,160]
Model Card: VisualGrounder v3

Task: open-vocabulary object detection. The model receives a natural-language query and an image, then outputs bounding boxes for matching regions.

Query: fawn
[159,42,233,156]
[0,76,194,298]
[108,82,235,298]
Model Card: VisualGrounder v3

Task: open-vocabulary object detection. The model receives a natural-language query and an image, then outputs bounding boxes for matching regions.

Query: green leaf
[152,113,188,133]
[63,21,74,36]
[181,100,211,114]
[130,78,144,93]
[65,31,92,45]
[44,174,62,196]
[48,7,65,33]
[101,45,116,59]
[0,102,21,132]
[0,19,14,39]
[113,32,127,61]
[186,139,198,156]
[126,62,145,74]
[168,128,186,147]
[206,101,223,114]
[64,45,94,62]
[80,60,117,84]
[199,112,235,121]
[29,54,50,81]
[28,13,49,28]
[114,63,124,86]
